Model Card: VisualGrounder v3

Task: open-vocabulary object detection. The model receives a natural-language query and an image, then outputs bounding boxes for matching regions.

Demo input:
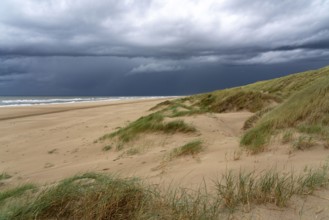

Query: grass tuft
[0,172,12,181]
[149,100,173,111]
[102,145,112,151]
[212,90,280,113]
[243,107,274,130]
[216,165,329,209]
[163,120,196,133]
[170,140,203,158]
[99,112,196,147]
[0,184,36,203]
[293,136,316,150]
[125,148,140,156]
[281,130,294,144]
[12,173,149,219]
[1,164,329,219]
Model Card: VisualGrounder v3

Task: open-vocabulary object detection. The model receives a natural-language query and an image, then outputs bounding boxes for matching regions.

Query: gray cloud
[0,57,33,78]
[1,0,328,60]
[0,0,329,95]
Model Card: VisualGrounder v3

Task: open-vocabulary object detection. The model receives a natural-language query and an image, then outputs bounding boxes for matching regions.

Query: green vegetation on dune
[154,65,329,153]
[247,66,329,98]
[12,173,148,220]
[162,66,329,114]
[0,184,36,204]
[102,144,112,151]
[193,66,329,114]
[152,87,281,118]
[100,112,196,146]
[150,98,205,117]
[0,172,12,181]
[98,65,329,152]
[169,140,203,159]
[1,166,328,219]
[241,75,329,152]
[216,165,329,209]
[197,90,280,113]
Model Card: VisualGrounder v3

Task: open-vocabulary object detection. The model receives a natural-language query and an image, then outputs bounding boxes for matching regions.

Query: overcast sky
[1,0,329,96]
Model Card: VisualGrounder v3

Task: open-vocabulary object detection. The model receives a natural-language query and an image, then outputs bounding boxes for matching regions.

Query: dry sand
[1,98,329,219]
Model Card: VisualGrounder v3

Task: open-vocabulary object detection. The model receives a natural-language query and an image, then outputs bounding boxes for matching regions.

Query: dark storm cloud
[0,0,329,95]
[0,58,28,76]
[1,0,329,59]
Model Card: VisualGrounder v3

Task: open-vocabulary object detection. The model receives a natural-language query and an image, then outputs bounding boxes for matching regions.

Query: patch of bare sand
[1,99,329,219]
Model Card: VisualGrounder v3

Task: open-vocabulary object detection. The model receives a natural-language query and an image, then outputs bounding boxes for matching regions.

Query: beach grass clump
[241,75,329,153]
[1,164,329,219]
[240,122,273,153]
[160,187,220,219]
[162,120,196,133]
[151,98,207,118]
[297,165,329,194]
[11,173,151,220]
[100,112,196,145]
[298,124,329,138]
[0,184,36,203]
[169,140,203,159]
[245,66,329,99]
[216,165,329,209]
[0,184,37,220]
[149,100,174,111]
[5,173,219,220]
[169,108,204,117]
[0,172,12,181]
[243,107,274,130]
[125,148,140,156]
[192,87,281,114]
[212,90,280,113]
[100,112,165,141]
[293,136,316,150]
[102,145,112,151]
[281,130,294,144]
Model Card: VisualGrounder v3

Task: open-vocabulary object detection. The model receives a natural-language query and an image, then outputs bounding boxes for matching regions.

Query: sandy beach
[0,98,172,184]
[1,97,328,186]
[1,97,329,218]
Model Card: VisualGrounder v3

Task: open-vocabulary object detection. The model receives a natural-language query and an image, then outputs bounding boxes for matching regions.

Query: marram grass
[98,66,329,153]
[241,74,329,152]
[1,164,328,219]
[99,112,196,147]
[169,140,203,159]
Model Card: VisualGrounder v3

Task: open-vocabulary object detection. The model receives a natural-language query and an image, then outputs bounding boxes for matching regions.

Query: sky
[1,0,329,96]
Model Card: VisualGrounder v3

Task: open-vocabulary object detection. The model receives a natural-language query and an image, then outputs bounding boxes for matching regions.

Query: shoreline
[0,96,176,108]
[0,97,172,121]
[0,97,176,186]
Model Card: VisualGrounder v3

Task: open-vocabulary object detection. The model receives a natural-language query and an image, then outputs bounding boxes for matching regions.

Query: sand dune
[1,98,329,219]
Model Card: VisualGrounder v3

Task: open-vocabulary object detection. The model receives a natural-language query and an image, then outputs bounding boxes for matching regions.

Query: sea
[0,96,170,107]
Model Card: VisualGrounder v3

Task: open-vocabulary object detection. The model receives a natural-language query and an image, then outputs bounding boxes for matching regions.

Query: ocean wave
[2,98,86,104]
[0,96,171,107]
